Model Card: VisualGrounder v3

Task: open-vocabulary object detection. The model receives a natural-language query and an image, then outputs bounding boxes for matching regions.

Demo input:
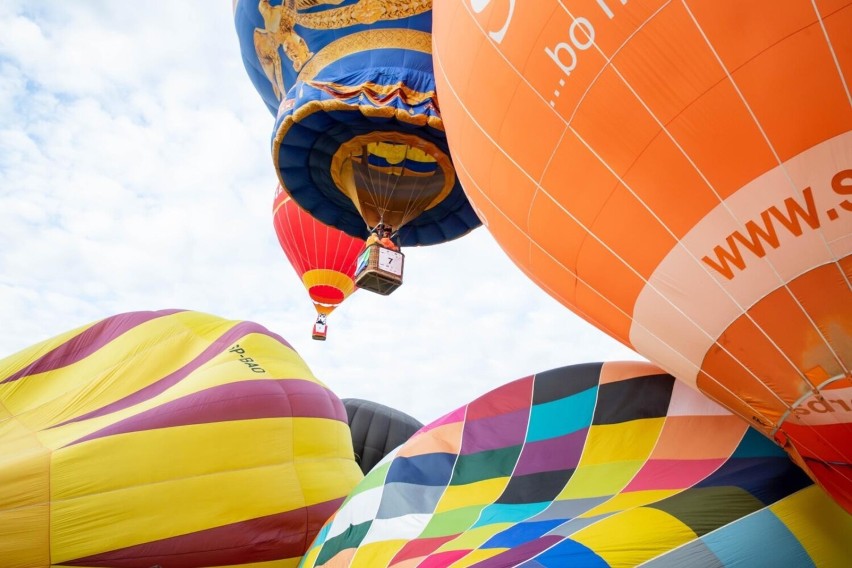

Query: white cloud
[0,2,643,426]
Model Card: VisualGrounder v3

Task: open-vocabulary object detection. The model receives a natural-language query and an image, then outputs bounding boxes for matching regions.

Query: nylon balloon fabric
[300,362,852,567]
[233,0,482,246]
[432,0,852,512]
[342,398,424,474]
[273,185,364,318]
[0,309,363,567]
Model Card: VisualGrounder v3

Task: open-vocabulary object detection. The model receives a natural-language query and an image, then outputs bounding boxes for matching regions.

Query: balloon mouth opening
[331,133,456,230]
[309,285,345,305]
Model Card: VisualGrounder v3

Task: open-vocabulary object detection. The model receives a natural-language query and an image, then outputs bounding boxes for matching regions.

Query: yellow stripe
[0,417,49,511]
[580,420,664,464]
[51,418,361,562]
[0,503,49,567]
[37,331,320,450]
[438,524,509,552]
[579,489,679,517]
[770,486,852,563]
[303,268,355,299]
[557,460,645,500]
[349,540,404,568]
[51,556,301,567]
[572,508,695,567]
[233,560,302,568]
[52,417,355,500]
[1,312,240,429]
[300,544,322,567]
[435,477,508,513]
[448,548,504,568]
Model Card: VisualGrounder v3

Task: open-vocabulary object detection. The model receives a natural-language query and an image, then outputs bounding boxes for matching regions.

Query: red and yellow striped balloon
[433,1,852,510]
[0,309,362,567]
[273,185,364,319]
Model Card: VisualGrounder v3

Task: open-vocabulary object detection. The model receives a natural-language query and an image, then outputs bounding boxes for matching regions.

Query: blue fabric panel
[482,520,565,549]
[703,509,815,568]
[528,388,597,442]
[473,502,551,527]
[385,452,455,486]
[641,540,724,568]
[524,538,609,568]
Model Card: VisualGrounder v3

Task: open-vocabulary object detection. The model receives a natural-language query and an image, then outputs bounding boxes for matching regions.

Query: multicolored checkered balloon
[301,361,852,567]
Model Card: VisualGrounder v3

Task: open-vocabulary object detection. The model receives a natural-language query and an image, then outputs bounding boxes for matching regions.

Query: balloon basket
[312,319,328,341]
[354,244,404,296]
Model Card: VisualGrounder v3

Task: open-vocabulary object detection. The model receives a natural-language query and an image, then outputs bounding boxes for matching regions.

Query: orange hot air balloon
[433,1,852,510]
[273,185,364,340]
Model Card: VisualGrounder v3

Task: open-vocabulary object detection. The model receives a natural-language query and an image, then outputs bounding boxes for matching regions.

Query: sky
[0,2,644,425]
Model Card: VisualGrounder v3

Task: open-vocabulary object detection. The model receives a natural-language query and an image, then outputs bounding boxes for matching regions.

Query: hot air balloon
[342,398,424,474]
[301,362,852,567]
[232,0,481,251]
[432,1,852,511]
[0,309,363,567]
[273,184,365,340]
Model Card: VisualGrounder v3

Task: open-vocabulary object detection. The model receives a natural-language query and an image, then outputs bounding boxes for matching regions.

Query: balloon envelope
[301,362,851,567]
[273,184,364,319]
[342,398,424,474]
[432,0,852,510]
[233,0,482,245]
[0,309,362,567]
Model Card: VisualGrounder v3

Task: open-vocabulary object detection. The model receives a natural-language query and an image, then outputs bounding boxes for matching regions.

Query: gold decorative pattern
[296,29,432,83]
[306,79,438,109]
[253,0,313,99]
[297,0,431,29]
[252,1,432,97]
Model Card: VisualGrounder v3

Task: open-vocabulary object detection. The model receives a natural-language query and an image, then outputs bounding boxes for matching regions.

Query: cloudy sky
[0,2,643,424]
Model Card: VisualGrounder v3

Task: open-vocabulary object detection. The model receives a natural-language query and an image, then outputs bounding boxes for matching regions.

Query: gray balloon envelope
[342,398,424,474]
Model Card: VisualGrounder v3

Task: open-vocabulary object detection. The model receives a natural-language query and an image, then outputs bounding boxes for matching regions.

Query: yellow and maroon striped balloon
[0,309,362,567]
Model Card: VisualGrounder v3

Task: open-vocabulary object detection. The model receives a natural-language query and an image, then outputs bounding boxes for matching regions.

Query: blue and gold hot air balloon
[233,0,481,246]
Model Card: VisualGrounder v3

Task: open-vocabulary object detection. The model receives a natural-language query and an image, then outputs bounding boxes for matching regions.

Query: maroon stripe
[63,497,345,567]
[52,320,296,429]
[1,310,183,384]
[66,378,347,447]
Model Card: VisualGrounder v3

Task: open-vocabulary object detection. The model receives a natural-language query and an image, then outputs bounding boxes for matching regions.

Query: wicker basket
[354,244,404,295]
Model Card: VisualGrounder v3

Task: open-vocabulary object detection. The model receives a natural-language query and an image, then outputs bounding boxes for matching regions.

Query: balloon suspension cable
[357,143,432,234]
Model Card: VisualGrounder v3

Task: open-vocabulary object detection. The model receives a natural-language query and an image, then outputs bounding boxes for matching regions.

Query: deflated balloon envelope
[0,309,363,567]
[342,398,423,474]
[301,361,852,567]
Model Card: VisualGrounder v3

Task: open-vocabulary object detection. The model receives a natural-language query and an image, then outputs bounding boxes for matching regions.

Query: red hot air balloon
[273,185,365,340]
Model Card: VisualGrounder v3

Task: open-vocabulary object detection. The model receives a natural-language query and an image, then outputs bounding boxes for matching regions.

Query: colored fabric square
[594,373,675,425]
[497,469,575,505]
[482,519,564,549]
[703,509,813,567]
[514,430,587,475]
[522,537,609,568]
[386,452,455,486]
[528,389,596,442]
[460,408,529,454]
[533,363,603,404]
[451,445,522,485]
